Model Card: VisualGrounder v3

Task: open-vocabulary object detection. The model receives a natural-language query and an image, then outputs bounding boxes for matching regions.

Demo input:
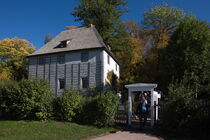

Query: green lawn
[0,121,115,140]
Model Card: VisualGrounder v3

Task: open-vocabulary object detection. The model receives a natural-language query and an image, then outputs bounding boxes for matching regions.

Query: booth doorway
[131,91,151,128]
[125,83,161,127]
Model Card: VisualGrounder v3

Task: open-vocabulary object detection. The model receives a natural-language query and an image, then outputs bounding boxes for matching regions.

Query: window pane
[81,52,88,62]
[38,57,45,65]
[60,41,67,48]
[59,79,65,89]
[107,55,110,64]
[82,77,88,89]
[58,55,65,64]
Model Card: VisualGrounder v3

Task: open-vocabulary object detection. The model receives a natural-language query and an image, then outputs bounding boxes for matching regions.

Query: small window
[38,57,45,65]
[60,41,67,48]
[54,40,71,49]
[116,63,118,71]
[81,52,89,62]
[57,55,65,64]
[81,77,89,89]
[59,79,65,89]
[107,55,110,64]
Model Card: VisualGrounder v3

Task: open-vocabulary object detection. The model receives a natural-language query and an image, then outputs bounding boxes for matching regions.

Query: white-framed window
[57,55,65,64]
[81,52,89,62]
[116,63,118,71]
[81,77,89,89]
[38,56,45,65]
[59,79,65,89]
[107,55,110,64]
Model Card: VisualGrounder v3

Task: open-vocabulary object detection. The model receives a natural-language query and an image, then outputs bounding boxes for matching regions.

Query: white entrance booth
[125,83,160,127]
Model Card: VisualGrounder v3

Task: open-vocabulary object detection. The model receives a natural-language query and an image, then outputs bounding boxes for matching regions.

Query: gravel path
[89,131,162,140]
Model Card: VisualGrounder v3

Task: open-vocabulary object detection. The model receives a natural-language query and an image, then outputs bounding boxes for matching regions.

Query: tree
[72,0,129,51]
[160,17,210,134]
[44,34,53,44]
[0,38,35,80]
[121,20,140,38]
[118,37,145,84]
[72,0,137,86]
[133,4,185,86]
[162,16,210,96]
[142,3,185,48]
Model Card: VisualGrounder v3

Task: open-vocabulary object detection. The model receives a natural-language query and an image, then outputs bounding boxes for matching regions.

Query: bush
[86,86,102,97]
[57,88,83,121]
[0,80,19,119]
[94,91,120,127]
[76,91,120,127]
[75,97,98,124]
[0,78,53,120]
[160,81,210,135]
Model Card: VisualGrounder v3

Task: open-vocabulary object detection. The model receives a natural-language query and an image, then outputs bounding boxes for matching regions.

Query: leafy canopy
[0,38,35,80]
[72,0,135,84]
[162,16,210,96]
[142,3,185,48]
[72,0,127,45]
[132,4,185,87]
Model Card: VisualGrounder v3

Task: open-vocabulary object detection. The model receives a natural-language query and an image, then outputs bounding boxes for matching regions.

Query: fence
[153,100,210,125]
[115,104,127,126]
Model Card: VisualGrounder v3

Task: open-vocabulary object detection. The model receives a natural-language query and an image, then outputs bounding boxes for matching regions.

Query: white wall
[103,50,120,85]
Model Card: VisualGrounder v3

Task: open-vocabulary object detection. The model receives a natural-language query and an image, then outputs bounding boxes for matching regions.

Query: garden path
[88,131,162,140]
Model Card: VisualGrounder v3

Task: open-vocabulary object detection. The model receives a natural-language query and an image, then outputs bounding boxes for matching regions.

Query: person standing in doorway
[138,93,149,128]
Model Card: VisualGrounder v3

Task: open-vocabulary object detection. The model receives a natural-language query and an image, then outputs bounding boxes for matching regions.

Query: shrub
[75,97,98,124]
[0,80,19,119]
[18,78,53,120]
[86,86,102,97]
[75,91,120,127]
[58,87,83,121]
[106,71,120,92]
[94,91,120,127]
[160,80,210,134]
[0,78,53,120]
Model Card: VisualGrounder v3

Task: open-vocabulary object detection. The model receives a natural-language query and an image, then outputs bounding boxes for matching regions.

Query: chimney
[66,26,77,30]
[88,24,94,28]
[107,45,111,51]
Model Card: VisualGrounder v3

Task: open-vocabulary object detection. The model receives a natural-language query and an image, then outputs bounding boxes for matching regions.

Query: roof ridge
[91,26,107,48]
[61,26,88,33]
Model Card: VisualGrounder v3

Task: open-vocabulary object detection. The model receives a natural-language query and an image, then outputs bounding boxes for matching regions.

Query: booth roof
[125,83,157,89]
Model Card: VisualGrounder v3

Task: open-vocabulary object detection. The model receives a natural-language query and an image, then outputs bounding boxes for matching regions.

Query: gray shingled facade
[28,26,119,95]
[28,50,102,95]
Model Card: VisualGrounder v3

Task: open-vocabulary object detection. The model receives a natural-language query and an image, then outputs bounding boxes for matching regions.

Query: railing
[153,100,210,125]
[115,104,127,126]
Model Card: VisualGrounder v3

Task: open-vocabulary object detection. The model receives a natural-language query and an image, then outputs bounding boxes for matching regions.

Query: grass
[0,121,115,140]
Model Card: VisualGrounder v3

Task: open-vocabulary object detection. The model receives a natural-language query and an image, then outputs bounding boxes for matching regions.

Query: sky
[0,0,209,49]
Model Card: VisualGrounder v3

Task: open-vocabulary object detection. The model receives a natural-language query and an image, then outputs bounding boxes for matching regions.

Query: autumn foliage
[0,38,35,80]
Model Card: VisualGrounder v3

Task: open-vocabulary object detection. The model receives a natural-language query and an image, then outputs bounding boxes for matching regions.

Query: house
[28,25,120,95]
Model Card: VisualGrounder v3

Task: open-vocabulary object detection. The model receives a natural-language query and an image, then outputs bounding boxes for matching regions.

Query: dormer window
[60,41,67,48]
[54,39,71,49]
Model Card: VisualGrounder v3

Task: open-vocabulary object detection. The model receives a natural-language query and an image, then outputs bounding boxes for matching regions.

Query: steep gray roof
[29,26,107,56]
